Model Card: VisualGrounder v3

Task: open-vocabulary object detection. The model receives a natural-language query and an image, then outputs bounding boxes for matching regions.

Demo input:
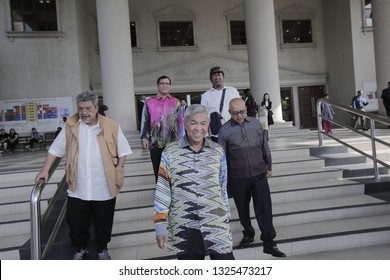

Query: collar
[230,117,249,126]
[180,135,211,150]
[157,93,172,100]
[210,86,227,91]
[77,117,101,129]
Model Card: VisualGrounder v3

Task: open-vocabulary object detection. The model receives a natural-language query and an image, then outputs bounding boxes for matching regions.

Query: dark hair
[243,88,251,98]
[262,93,271,101]
[157,75,172,85]
[324,93,329,98]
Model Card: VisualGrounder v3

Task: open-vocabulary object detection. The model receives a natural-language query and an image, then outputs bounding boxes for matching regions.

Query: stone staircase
[0,125,390,259]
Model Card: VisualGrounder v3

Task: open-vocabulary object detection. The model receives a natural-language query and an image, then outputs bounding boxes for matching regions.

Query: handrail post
[317,100,323,146]
[369,118,380,181]
[30,157,62,260]
[30,183,43,260]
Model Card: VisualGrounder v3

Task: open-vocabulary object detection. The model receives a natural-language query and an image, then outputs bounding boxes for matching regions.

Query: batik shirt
[141,94,185,148]
[153,136,233,255]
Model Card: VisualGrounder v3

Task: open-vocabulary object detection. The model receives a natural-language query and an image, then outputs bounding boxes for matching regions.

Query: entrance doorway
[280,87,294,125]
[298,85,325,129]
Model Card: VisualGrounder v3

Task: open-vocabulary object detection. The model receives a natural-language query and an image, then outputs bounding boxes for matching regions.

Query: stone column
[372,0,390,117]
[96,0,135,131]
[244,0,282,122]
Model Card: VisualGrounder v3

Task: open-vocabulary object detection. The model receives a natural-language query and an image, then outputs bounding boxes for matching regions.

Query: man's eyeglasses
[78,107,95,113]
[230,110,247,117]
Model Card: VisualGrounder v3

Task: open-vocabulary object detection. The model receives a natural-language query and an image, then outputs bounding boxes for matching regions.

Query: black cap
[209,66,224,76]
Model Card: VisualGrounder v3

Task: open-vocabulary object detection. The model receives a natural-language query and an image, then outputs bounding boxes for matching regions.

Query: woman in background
[321,94,335,134]
[261,93,274,135]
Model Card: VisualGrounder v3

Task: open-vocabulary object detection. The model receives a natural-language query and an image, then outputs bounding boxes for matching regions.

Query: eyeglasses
[78,107,95,113]
[158,82,171,86]
[230,110,247,117]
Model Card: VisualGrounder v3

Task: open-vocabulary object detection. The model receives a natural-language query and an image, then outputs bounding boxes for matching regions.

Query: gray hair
[76,91,98,106]
[184,104,210,124]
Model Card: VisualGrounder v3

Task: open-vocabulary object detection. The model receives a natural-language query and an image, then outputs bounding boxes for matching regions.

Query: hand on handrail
[35,170,49,184]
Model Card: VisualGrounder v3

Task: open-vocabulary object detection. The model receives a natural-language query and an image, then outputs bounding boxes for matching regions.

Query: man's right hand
[156,234,168,250]
[35,170,49,184]
[142,138,150,150]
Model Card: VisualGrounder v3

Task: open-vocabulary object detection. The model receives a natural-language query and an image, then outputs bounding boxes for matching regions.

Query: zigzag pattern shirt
[153,136,233,255]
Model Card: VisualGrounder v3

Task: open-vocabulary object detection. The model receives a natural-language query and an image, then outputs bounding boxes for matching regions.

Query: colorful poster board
[0,97,73,132]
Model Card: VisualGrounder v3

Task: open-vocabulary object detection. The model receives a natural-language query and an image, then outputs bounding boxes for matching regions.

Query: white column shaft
[96,0,135,131]
[244,0,282,122]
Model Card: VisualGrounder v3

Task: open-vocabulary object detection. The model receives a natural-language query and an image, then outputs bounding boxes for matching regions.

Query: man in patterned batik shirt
[141,75,185,182]
[153,104,234,260]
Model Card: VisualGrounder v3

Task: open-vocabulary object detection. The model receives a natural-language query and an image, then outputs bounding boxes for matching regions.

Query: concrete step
[106,212,390,260]
[318,153,367,166]
[1,128,390,260]
[107,193,390,248]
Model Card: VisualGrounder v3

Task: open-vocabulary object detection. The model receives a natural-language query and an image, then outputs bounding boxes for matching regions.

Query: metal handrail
[30,157,67,260]
[316,98,390,181]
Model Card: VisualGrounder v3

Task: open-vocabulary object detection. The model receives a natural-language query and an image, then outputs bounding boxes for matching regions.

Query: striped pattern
[154,137,232,254]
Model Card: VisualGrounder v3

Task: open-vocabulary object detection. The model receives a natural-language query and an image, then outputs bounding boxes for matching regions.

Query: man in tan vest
[35,91,132,260]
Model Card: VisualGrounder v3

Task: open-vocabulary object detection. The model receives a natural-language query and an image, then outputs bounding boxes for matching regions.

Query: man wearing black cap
[201,66,240,142]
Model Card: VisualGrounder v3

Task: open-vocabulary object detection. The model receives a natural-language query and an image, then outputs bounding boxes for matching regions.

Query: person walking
[218,98,286,258]
[153,104,234,260]
[351,90,368,131]
[35,91,132,260]
[321,94,335,134]
[381,81,390,122]
[243,88,258,117]
[201,66,239,142]
[141,75,185,182]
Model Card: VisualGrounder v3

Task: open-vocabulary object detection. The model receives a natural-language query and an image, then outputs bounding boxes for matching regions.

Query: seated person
[7,128,19,153]
[0,128,9,154]
[26,127,40,151]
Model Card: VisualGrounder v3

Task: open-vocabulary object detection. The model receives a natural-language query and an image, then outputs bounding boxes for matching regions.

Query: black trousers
[150,146,165,182]
[229,173,276,248]
[66,196,116,252]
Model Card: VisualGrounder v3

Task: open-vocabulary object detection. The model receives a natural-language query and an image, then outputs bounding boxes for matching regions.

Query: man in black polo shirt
[218,98,285,258]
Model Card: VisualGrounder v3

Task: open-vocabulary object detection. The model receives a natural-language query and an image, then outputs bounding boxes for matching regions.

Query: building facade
[0,0,388,132]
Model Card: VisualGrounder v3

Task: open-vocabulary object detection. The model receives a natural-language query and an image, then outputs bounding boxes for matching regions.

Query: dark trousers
[229,173,276,248]
[177,252,235,260]
[66,196,116,252]
[29,138,39,148]
[150,146,165,182]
